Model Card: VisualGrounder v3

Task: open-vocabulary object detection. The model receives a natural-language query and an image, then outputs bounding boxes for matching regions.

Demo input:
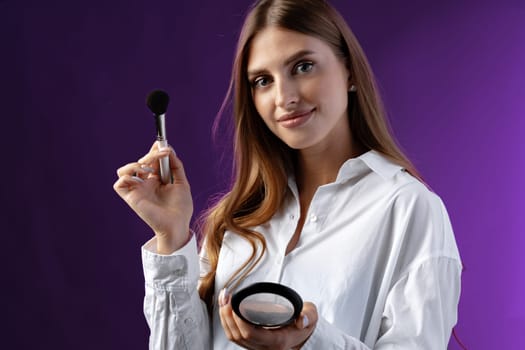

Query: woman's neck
[295,134,364,193]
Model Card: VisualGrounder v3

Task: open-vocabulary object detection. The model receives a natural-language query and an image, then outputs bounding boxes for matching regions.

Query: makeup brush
[146,89,172,184]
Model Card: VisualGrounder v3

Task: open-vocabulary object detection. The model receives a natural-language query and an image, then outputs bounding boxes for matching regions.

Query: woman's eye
[294,62,314,74]
[252,76,271,88]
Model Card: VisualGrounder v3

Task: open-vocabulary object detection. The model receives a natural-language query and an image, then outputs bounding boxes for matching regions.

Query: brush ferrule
[154,114,167,140]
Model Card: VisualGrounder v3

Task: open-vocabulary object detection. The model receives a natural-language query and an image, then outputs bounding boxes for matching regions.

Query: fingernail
[160,145,176,156]
[131,176,144,183]
[140,165,155,173]
[219,288,230,307]
[302,315,309,328]
[219,289,226,307]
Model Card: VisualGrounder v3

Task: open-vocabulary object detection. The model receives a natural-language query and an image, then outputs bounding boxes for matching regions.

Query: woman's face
[247,26,351,152]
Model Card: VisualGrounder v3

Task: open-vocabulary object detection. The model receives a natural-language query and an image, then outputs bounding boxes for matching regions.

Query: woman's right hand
[113,141,193,254]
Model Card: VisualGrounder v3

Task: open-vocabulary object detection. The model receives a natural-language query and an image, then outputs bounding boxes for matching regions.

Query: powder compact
[231,282,303,329]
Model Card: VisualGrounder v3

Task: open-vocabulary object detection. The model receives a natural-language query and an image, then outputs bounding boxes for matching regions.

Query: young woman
[114,0,462,349]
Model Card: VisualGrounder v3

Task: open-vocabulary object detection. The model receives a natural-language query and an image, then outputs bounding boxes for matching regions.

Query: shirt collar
[354,150,404,180]
[335,150,404,183]
[288,150,405,189]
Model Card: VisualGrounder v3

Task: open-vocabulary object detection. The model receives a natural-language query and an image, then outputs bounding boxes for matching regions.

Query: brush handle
[157,139,172,184]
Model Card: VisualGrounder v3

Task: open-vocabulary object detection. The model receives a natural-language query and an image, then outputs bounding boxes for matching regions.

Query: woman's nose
[274,78,299,108]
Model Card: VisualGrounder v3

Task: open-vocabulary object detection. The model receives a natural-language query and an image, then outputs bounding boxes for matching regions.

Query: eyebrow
[247,49,316,78]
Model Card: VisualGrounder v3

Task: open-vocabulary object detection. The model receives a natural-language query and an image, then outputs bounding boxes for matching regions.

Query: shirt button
[289,214,295,220]
[310,214,317,223]
[184,318,193,326]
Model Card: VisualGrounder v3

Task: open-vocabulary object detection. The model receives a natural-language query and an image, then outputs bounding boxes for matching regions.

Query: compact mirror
[231,282,303,329]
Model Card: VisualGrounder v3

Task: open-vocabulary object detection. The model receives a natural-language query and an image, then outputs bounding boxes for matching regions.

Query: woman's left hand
[218,289,318,350]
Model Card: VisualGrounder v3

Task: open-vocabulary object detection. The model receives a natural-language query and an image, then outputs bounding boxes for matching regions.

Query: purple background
[2,0,524,348]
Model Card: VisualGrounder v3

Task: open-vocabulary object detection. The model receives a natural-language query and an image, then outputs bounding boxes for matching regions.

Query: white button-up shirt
[142,150,462,349]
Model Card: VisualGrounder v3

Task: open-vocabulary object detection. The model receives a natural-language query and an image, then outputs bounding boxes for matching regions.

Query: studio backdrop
[1,0,524,349]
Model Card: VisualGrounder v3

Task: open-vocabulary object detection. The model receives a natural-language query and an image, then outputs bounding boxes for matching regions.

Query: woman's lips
[277,109,315,128]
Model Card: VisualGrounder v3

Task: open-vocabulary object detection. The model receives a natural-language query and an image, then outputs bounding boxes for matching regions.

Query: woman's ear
[346,63,354,91]
[347,72,356,92]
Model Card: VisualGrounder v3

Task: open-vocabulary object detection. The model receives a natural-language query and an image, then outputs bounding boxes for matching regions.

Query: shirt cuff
[141,234,200,289]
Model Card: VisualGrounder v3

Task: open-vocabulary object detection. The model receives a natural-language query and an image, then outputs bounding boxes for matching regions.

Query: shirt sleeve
[302,257,462,350]
[302,184,462,349]
[374,256,462,349]
[142,234,211,350]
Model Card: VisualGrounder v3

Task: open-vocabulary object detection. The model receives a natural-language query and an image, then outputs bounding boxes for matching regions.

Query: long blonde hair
[198,0,422,311]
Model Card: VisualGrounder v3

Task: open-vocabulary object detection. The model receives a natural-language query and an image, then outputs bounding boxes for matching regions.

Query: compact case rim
[231,282,303,328]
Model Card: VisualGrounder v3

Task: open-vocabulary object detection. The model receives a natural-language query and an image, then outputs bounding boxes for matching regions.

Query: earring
[349,85,357,92]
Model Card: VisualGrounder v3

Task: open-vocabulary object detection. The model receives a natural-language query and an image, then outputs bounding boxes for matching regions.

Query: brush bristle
[146,90,170,115]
